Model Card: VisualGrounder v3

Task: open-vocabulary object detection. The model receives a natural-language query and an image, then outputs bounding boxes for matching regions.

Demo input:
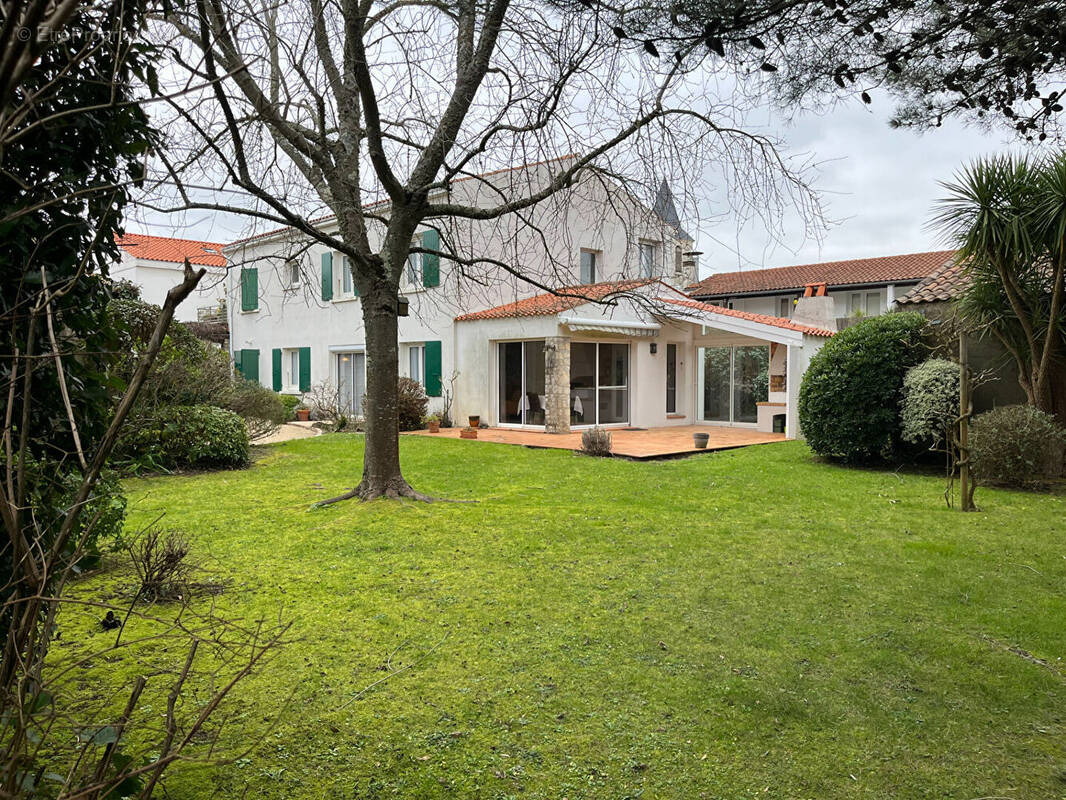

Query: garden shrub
[117,405,249,471]
[901,358,961,447]
[224,378,288,439]
[970,405,1066,487]
[798,311,929,461]
[580,426,613,456]
[397,378,428,432]
[279,393,300,419]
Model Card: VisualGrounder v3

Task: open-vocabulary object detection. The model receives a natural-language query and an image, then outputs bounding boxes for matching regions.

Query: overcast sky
[694,98,1016,276]
[132,93,1017,278]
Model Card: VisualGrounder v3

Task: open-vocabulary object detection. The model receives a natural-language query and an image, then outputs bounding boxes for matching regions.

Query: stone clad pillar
[543,336,571,433]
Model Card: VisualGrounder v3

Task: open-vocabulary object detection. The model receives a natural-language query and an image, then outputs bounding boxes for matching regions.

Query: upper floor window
[639,241,658,278]
[674,246,683,275]
[778,296,794,318]
[405,243,422,288]
[580,249,600,284]
[848,291,881,316]
[285,259,300,288]
[339,255,355,298]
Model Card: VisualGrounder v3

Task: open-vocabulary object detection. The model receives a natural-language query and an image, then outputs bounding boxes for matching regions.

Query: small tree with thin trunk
[150,0,816,501]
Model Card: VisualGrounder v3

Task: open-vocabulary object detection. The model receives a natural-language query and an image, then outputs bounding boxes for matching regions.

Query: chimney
[790,282,837,331]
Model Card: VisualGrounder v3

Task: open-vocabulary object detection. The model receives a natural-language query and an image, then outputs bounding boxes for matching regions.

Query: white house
[687,250,956,320]
[221,157,833,438]
[114,233,228,322]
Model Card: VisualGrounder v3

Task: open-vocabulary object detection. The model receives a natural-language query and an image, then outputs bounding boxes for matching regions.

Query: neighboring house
[222,157,831,438]
[114,233,228,323]
[687,250,956,322]
[896,258,1028,411]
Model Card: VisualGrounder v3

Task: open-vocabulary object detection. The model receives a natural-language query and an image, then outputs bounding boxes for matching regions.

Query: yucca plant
[933,153,1066,417]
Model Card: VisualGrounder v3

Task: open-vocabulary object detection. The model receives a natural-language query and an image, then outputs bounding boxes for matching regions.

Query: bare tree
[149,0,816,501]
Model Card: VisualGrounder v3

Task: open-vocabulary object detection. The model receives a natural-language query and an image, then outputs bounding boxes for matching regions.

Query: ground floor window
[405,343,425,384]
[498,341,546,425]
[337,351,366,417]
[570,341,629,426]
[700,346,768,425]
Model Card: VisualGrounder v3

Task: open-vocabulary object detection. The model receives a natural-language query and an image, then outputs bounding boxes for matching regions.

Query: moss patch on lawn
[57,436,1066,798]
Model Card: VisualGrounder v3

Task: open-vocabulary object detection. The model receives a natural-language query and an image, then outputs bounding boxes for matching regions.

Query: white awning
[560,316,661,338]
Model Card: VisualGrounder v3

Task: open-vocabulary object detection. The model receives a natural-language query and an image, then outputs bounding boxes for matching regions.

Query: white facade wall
[707,283,921,320]
[224,170,694,421]
[112,253,227,322]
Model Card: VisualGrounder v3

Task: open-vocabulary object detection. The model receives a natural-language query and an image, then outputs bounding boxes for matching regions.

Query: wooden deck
[407,424,786,458]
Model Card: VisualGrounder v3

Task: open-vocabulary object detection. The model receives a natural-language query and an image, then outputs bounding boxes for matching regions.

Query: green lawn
[58,435,1066,799]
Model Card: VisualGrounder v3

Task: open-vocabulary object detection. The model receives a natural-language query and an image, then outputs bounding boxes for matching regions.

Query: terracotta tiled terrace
[407,424,786,458]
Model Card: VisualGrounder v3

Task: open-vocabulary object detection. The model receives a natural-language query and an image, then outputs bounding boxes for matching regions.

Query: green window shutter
[272,348,282,392]
[298,347,311,393]
[424,340,442,397]
[321,252,333,301]
[421,229,440,288]
[240,267,258,311]
[239,349,259,383]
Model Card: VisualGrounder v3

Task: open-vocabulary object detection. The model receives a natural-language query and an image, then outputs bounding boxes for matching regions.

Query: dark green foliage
[397,378,429,432]
[970,405,1066,487]
[117,406,249,471]
[799,312,929,461]
[109,299,286,440]
[655,0,1066,138]
[225,379,289,439]
[901,358,961,447]
[279,393,300,419]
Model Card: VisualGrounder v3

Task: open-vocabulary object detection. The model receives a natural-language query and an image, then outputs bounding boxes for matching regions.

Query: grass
[57,435,1066,799]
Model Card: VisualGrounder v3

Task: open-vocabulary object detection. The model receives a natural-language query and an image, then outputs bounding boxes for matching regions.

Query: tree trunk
[351,279,419,499]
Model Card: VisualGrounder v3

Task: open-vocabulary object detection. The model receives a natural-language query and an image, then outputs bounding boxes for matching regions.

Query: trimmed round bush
[118,404,249,470]
[901,358,961,447]
[799,312,929,461]
[970,405,1066,487]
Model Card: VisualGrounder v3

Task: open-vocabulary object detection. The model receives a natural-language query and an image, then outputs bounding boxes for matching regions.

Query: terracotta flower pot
[468,415,480,428]
[428,420,440,433]
[693,432,709,449]
[296,408,311,422]
[460,427,478,439]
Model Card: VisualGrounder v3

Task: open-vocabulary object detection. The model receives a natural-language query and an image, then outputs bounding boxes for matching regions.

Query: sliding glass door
[498,341,546,425]
[570,342,629,426]
[700,345,768,425]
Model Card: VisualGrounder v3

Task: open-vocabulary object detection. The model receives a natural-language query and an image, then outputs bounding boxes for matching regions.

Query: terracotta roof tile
[656,296,835,337]
[455,279,834,337]
[895,258,968,304]
[454,279,655,321]
[116,233,226,268]
[687,250,956,297]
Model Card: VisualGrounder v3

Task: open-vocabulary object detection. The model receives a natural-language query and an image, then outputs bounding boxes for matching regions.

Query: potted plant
[693,431,710,449]
[468,414,480,428]
[296,404,311,422]
[460,426,478,439]
[426,413,441,433]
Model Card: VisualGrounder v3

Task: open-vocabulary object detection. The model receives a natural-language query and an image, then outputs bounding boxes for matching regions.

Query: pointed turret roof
[652,179,692,241]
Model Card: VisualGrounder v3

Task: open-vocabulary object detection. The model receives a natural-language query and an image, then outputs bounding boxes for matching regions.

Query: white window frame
[285,258,300,289]
[334,350,366,417]
[638,241,659,278]
[336,254,355,299]
[569,340,630,429]
[404,343,425,384]
[283,347,300,393]
[579,249,600,284]
[404,242,423,291]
